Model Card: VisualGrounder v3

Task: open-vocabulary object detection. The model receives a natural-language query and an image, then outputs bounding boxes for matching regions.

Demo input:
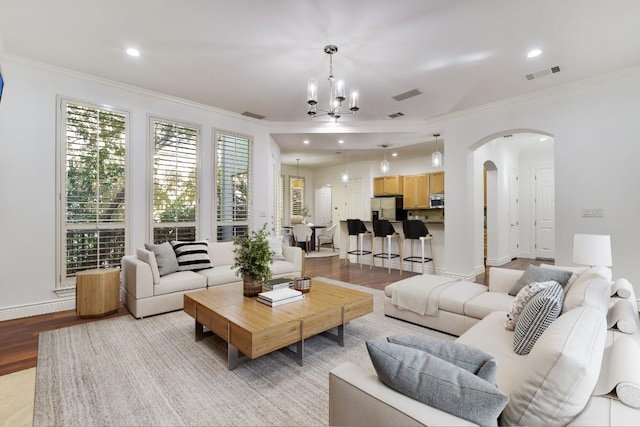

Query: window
[58,99,128,288]
[290,176,304,224]
[215,131,251,241]
[151,118,199,242]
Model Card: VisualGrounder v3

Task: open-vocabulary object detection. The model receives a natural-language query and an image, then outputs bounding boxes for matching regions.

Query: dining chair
[292,225,313,253]
[316,223,338,252]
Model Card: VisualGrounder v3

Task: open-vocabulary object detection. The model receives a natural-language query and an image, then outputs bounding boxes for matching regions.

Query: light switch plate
[582,208,604,218]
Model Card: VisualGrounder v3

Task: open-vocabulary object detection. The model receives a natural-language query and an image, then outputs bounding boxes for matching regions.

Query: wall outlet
[582,208,604,218]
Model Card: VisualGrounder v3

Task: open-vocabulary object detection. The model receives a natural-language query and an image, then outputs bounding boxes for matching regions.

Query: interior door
[509,167,519,259]
[346,178,363,219]
[316,185,332,225]
[535,167,555,259]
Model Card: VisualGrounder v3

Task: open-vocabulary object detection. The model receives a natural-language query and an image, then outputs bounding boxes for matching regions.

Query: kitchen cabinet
[403,174,430,209]
[373,175,403,196]
[430,171,444,194]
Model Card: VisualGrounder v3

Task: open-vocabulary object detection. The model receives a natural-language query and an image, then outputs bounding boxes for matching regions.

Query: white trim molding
[0,297,75,322]
[486,255,512,267]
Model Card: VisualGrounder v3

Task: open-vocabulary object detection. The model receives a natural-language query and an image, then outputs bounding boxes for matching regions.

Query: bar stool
[345,219,372,268]
[370,219,402,274]
[402,219,435,274]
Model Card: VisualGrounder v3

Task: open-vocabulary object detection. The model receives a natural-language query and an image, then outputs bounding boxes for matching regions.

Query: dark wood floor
[0,256,544,377]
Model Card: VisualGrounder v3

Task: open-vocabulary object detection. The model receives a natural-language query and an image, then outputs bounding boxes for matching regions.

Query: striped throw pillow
[170,240,213,271]
[513,282,564,355]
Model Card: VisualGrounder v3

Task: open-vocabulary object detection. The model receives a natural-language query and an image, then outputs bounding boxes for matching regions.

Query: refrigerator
[370,196,406,221]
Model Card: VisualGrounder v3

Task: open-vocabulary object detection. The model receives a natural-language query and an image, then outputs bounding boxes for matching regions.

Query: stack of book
[264,277,295,291]
[257,288,303,307]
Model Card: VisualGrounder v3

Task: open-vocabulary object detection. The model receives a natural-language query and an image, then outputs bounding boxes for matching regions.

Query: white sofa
[329,266,640,426]
[122,241,304,318]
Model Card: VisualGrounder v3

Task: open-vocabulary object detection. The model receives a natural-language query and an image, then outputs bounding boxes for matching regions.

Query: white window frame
[55,96,130,294]
[148,116,201,243]
[214,129,252,241]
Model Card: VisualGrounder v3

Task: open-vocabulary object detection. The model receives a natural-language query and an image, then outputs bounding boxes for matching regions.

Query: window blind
[216,132,251,241]
[62,102,127,282]
[152,119,198,242]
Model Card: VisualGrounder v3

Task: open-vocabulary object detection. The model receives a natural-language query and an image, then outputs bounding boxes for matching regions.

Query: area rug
[34,278,452,426]
[304,247,339,258]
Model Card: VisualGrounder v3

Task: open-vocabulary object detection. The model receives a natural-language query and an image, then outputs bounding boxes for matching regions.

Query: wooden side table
[76,268,120,318]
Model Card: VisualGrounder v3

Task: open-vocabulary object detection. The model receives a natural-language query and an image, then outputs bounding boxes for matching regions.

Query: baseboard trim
[0,297,75,321]
[486,256,512,267]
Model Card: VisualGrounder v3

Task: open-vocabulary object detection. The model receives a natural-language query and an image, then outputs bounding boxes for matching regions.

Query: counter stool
[371,219,402,274]
[345,219,372,268]
[402,219,435,274]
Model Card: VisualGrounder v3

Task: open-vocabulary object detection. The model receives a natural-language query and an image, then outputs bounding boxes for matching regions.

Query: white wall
[0,56,273,318]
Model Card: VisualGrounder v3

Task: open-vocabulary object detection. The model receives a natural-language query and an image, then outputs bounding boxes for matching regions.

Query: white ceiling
[1,0,639,166]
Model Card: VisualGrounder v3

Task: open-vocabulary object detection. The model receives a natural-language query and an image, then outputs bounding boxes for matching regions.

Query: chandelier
[307,45,360,121]
[432,133,442,167]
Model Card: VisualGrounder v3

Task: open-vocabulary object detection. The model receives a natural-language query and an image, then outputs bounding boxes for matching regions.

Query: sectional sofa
[329,266,640,426]
[122,240,303,318]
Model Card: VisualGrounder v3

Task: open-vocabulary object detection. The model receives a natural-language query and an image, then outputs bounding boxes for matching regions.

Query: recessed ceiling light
[126,48,140,57]
[338,140,344,144]
[392,152,398,157]
[303,140,309,144]
[527,49,542,58]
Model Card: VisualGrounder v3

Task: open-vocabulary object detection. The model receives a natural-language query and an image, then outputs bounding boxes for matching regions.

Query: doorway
[316,185,332,225]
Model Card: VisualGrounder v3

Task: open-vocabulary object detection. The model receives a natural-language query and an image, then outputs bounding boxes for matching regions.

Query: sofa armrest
[122,255,154,299]
[282,245,304,275]
[488,267,524,293]
[329,362,476,426]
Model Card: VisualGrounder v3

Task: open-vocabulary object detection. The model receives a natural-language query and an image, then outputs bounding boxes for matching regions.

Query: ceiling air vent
[388,112,405,119]
[392,89,422,101]
[241,111,266,120]
[525,65,561,81]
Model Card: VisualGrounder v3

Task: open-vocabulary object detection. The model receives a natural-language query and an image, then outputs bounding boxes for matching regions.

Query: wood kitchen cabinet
[373,175,403,196]
[403,174,430,209]
[430,171,444,194]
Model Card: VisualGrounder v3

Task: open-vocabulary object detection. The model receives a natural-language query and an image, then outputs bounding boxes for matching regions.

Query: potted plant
[232,224,274,296]
[301,205,310,224]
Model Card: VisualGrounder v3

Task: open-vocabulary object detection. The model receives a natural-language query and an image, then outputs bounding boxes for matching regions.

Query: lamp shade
[572,234,612,267]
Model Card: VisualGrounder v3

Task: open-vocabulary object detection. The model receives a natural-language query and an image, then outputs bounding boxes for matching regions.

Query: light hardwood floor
[0,255,542,426]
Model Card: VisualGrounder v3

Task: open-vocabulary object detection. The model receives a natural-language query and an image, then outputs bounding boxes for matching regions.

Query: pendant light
[380,144,390,174]
[432,133,442,167]
[296,158,300,176]
[341,149,349,183]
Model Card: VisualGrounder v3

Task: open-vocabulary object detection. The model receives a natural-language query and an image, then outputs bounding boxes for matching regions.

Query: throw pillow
[366,341,509,426]
[505,280,556,331]
[513,282,564,355]
[136,248,161,285]
[509,264,573,296]
[170,240,213,271]
[144,241,179,276]
[563,276,611,313]
[387,335,498,384]
[268,236,285,260]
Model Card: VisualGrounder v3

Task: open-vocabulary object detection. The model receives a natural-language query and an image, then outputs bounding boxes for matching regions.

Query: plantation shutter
[216,132,251,241]
[62,101,127,286]
[152,119,198,242]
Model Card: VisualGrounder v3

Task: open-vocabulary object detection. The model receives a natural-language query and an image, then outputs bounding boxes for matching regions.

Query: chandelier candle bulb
[349,89,360,111]
[307,78,318,105]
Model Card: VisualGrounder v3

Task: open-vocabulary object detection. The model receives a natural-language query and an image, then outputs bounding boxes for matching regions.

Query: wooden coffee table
[183,279,373,370]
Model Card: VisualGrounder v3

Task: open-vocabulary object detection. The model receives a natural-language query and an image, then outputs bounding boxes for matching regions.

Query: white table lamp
[572,234,612,267]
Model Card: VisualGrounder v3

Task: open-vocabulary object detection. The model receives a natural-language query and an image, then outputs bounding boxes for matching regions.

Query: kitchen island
[339,220,443,274]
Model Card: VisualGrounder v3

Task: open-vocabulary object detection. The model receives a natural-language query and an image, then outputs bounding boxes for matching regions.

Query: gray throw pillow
[366,341,509,426]
[387,335,498,385]
[509,264,573,296]
[513,282,564,355]
[144,241,179,276]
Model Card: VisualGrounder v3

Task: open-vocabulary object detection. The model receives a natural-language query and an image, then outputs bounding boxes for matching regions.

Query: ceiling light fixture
[380,144,390,174]
[126,48,140,57]
[432,133,443,168]
[307,45,360,122]
[341,149,349,183]
[527,49,542,58]
[296,158,300,176]
[303,140,310,144]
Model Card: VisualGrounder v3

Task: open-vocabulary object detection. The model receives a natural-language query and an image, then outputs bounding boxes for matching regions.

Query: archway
[483,161,498,265]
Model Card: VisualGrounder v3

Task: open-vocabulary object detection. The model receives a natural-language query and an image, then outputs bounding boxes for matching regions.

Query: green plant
[301,205,310,219]
[232,224,274,285]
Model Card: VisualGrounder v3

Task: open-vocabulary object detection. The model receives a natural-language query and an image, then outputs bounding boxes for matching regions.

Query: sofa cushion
[136,248,161,285]
[154,271,206,296]
[144,241,179,276]
[387,335,498,384]
[171,240,213,271]
[366,340,509,426]
[270,259,298,276]
[197,265,241,287]
[437,281,487,315]
[513,282,563,355]
[209,241,235,267]
[564,276,611,313]
[501,305,607,426]
[268,236,285,260]
[509,264,573,296]
[463,292,514,320]
[505,280,556,331]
